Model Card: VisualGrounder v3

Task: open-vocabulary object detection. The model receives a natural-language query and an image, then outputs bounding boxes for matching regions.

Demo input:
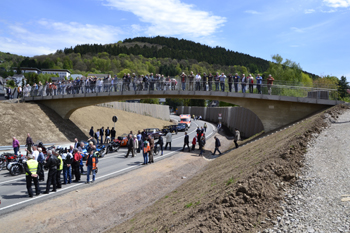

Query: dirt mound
[0,102,170,146]
[109,105,347,233]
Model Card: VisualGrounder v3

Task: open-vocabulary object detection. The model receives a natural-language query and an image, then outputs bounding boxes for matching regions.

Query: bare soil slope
[107,105,347,233]
[0,102,170,146]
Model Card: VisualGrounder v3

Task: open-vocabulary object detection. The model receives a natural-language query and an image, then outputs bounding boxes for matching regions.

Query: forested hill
[62,36,269,73]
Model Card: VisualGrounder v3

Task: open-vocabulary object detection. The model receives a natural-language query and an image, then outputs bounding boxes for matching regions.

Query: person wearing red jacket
[73,149,82,182]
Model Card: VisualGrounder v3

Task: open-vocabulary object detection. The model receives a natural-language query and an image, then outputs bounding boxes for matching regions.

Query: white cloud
[321,9,337,13]
[304,9,315,14]
[323,0,350,8]
[244,10,261,14]
[291,27,304,33]
[1,20,122,56]
[102,0,226,37]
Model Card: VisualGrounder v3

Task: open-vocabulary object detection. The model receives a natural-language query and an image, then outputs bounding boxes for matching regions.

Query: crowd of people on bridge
[4,72,275,99]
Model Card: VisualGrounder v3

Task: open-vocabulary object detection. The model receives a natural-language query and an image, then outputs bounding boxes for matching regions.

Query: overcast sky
[0,0,349,79]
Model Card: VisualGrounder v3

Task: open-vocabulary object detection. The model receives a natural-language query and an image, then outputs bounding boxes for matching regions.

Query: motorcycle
[95,144,106,158]
[9,157,26,176]
[106,141,120,154]
[1,152,24,171]
[34,141,55,156]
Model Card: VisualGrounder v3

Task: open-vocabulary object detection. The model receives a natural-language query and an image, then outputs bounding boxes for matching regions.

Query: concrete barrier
[98,102,170,121]
[177,106,264,138]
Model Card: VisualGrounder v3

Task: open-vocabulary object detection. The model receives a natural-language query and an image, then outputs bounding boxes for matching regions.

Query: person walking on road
[26,133,34,154]
[125,134,135,158]
[142,138,150,165]
[156,135,164,155]
[199,133,206,156]
[212,136,222,155]
[43,150,60,194]
[24,153,41,197]
[148,135,155,163]
[13,137,20,156]
[181,132,191,152]
[234,128,241,148]
[86,150,98,184]
[204,123,207,132]
[192,136,197,150]
[164,131,172,150]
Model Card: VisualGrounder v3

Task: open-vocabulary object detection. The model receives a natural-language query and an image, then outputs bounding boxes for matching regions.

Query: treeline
[62,36,269,74]
[19,51,256,79]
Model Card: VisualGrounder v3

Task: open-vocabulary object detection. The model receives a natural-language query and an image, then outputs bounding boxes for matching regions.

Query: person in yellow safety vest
[55,151,63,189]
[142,138,150,165]
[24,153,41,197]
[85,150,98,184]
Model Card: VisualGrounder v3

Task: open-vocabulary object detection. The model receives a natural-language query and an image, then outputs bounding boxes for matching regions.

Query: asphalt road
[0,116,215,215]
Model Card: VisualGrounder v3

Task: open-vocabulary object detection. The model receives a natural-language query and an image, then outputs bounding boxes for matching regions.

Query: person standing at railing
[143,75,148,90]
[256,74,262,94]
[220,73,226,92]
[160,74,165,91]
[195,73,201,91]
[52,82,57,96]
[248,74,254,93]
[44,81,49,96]
[202,72,207,91]
[136,75,142,91]
[214,72,220,91]
[227,73,233,92]
[122,73,127,91]
[188,71,195,91]
[208,73,213,91]
[233,73,240,93]
[241,74,247,93]
[38,81,43,96]
[180,72,187,91]
[267,74,274,95]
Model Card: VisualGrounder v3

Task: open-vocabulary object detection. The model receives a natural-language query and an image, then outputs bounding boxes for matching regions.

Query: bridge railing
[22,79,338,100]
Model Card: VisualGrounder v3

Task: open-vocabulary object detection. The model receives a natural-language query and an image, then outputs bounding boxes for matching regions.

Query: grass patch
[226,176,235,186]
[184,202,193,208]
[165,196,169,198]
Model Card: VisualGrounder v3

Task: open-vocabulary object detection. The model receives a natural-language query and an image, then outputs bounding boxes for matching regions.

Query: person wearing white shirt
[32,146,39,161]
[164,131,172,150]
[195,73,201,91]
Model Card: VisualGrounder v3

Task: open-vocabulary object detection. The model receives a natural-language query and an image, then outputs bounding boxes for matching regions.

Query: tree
[16,66,22,74]
[140,99,160,104]
[338,76,349,99]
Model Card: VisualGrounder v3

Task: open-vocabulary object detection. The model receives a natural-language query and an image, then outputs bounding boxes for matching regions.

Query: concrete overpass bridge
[23,90,342,133]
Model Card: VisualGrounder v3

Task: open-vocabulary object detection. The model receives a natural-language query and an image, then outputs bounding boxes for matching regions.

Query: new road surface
[0,116,215,215]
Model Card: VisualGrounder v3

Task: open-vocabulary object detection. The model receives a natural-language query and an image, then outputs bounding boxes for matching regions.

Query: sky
[0,0,349,80]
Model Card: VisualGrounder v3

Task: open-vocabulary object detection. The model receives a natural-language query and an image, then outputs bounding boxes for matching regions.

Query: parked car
[144,128,163,139]
[177,123,188,132]
[162,125,178,134]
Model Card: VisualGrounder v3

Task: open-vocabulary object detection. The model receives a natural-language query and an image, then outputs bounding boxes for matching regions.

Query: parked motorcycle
[9,157,26,176]
[106,141,120,154]
[0,152,24,171]
[95,145,106,158]
[34,141,55,156]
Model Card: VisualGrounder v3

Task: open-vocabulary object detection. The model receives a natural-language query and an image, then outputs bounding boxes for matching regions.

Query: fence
[21,78,338,100]
[177,106,264,139]
[98,102,170,121]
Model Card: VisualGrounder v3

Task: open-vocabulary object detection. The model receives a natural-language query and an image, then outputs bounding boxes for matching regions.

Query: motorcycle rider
[24,153,41,197]
[43,150,60,194]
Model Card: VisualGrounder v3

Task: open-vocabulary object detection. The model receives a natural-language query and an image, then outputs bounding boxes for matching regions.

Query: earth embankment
[107,105,347,233]
[0,102,170,146]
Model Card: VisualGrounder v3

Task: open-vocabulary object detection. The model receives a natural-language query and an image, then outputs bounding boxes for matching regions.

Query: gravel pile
[262,110,350,233]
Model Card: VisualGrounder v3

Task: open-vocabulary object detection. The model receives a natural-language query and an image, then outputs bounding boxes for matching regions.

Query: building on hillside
[87,74,111,79]
[5,74,26,86]
[41,69,71,78]
[12,67,41,74]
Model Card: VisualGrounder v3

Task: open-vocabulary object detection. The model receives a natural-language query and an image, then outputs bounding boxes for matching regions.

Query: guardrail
[21,79,338,100]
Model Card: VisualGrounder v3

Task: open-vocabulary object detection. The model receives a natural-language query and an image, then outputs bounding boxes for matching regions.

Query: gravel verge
[262,109,350,233]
